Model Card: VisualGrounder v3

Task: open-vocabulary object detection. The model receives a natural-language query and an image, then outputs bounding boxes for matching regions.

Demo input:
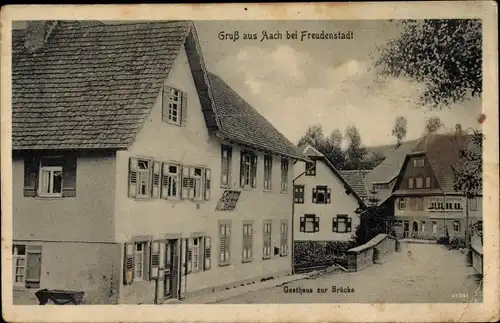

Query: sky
[12,20,482,148]
[195,20,482,148]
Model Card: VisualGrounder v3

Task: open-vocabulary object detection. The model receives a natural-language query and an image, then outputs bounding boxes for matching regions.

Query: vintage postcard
[1,2,499,322]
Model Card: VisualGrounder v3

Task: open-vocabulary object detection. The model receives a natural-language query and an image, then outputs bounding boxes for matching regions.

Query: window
[24,155,77,198]
[162,86,187,126]
[219,221,231,266]
[161,163,180,200]
[181,166,211,201]
[280,220,289,256]
[453,201,462,210]
[414,159,425,167]
[280,158,289,192]
[13,245,26,285]
[470,197,478,211]
[374,183,390,190]
[333,215,352,233]
[263,221,272,259]
[300,214,319,233]
[420,221,426,232]
[38,157,63,197]
[221,145,232,187]
[415,177,423,188]
[453,221,461,232]
[216,190,241,211]
[398,197,406,210]
[129,158,152,198]
[294,185,305,203]
[187,237,203,272]
[425,177,431,188]
[263,155,273,190]
[242,222,253,263]
[240,151,257,188]
[432,221,438,234]
[312,185,331,204]
[408,178,414,189]
[409,197,424,211]
[133,242,146,281]
[305,161,316,176]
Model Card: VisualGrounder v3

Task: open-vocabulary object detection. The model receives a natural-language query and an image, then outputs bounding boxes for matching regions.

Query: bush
[448,237,466,250]
[437,236,450,245]
[293,241,351,266]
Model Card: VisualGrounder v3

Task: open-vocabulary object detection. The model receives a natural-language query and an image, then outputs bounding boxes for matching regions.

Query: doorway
[155,239,179,302]
[412,221,419,237]
[403,220,410,238]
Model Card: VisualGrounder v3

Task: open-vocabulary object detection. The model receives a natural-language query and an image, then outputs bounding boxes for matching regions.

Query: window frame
[280,158,289,193]
[293,185,305,204]
[415,177,423,188]
[192,166,205,201]
[452,221,461,232]
[262,220,272,260]
[408,178,414,189]
[240,151,257,189]
[333,214,352,233]
[280,220,289,257]
[432,221,438,234]
[425,177,431,188]
[219,221,231,266]
[163,163,181,200]
[305,161,316,176]
[398,197,406,210]
[191,237,203,272]
[38,158,64,197]
[300,214,319,233]
[470,197,478,211]
[133,242,147,281]
[220,145,232,188]
[414,159,425,167]
[163,87,183,125]
[312,185,330,204]
[136,159,152,199]
[13,245,27,286]
[242,222,253,263]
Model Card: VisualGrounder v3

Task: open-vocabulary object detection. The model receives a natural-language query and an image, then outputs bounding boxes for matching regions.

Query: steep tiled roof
[207,72,307,160]
[302,145,324,158]
[339,170,371,197]
[12,21,192,150]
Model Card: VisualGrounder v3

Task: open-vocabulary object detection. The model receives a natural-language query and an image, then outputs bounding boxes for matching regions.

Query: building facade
[292,146,366,243]
[12,21,306,304]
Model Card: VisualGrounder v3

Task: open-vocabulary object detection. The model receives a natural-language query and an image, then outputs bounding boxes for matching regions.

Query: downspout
[291,160,315,275]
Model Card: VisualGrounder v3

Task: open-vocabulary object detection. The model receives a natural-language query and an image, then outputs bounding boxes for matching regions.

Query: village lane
[217,242,483,304]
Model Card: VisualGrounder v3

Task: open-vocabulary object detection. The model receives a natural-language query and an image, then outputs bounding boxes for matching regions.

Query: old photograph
[1,2,498,323]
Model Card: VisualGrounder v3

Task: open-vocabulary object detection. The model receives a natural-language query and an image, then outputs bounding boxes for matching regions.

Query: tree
[452,130,483,198]
[362,151,386,170]
[323,129,346,170]
[344,126,367,170]
[297,124,326,150]
[374,19,482,108]
[392,116,408,148]
[425,116,444,134]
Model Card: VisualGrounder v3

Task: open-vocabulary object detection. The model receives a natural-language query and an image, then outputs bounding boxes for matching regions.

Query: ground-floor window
[133,242,146,281]
[420,221,426,232]
[242,222,253,262]
[263,220,272,259]
[332,215,352,233]
[453,221,461,232]
[432,221,438,234]
[300,214,319,233]
[12,244,42,288]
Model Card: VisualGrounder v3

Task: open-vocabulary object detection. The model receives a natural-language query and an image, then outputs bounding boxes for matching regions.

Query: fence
[346,234,399,272]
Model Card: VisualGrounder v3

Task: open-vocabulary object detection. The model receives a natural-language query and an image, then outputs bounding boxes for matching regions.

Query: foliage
[425,116,444,134]
[349,204,396,246]
[293,241,352,266]
[374,19,482,108]
[437,236,450,245]
[344,125,368,170]
[452,130,483,198]
[297,124,347,170]
[392,116,408,148]
[448,237,467,250]
[361,151,386,170]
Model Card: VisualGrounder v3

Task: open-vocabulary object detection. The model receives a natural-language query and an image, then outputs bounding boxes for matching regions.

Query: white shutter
[161,163,169,199]
[152,161,161,199]
[204,168,211,201]
[181,166,190,199]
[128,158,138,198]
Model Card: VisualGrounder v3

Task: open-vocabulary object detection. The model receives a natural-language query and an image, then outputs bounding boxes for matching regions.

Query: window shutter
[23,155,38,197]
[152,161,161,199]
[226,223,231,263]
[219,225,226,265]
[251,155,257,188]
[123,243,134,285]
[187,167,195,200]
[300,217,305,232]
[162,85,171,122]
[240,152,245,187]
[312,188,317,203]
[25,245,42,287]
[326,188,331,204]
[150,241,160,280]
[181,166,190,200]
[186,238,193,274]
[181,91,188,126]
[143,241,151,280]
[204,237,211,270]
[62,154,77,197]
[128,158,138,198]
[314,217,320,232]
[161,163,169,199]
[180,239,186,276]
[332,217,338,232]
[204,168,211,200]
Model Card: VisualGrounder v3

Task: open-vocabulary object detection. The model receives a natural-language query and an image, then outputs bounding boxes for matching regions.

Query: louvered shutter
[128,158,138,198]
[312,188,317,203]
[152,161,161,199]
[219,225,226,265]
[123,243,134,285]
[150,241,160,280]
[300,217,305,232]
[240,152,245,187]
[314,217,320,232]
[332,217,338,232]
[62,154,77,197]
[187,167,195,200]
[181,91,188,126]
[186,238,192,274]
[251,155,257,188]
[23,155,38,197]
[161,163,169,199]
[293,186,299,203]
[204,168,211,201]
[162,86,171,122]
[204,237,211,270]
[225,224,231,263]
[181,166,190,199]
[347,217,352,232]
[326,188,332,204]
[143,241,151,280]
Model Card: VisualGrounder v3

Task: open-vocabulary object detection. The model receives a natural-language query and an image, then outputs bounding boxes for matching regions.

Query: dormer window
[414,159,425,167]
[305,161,316,176]
[38,157,63,197]
[162,86,187,126]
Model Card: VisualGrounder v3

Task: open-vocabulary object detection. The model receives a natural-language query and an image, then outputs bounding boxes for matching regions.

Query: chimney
[24,20,57,52]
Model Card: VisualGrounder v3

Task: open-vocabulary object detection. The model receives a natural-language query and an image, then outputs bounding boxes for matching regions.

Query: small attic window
[413,159,425,167]
[162,85,187,126]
